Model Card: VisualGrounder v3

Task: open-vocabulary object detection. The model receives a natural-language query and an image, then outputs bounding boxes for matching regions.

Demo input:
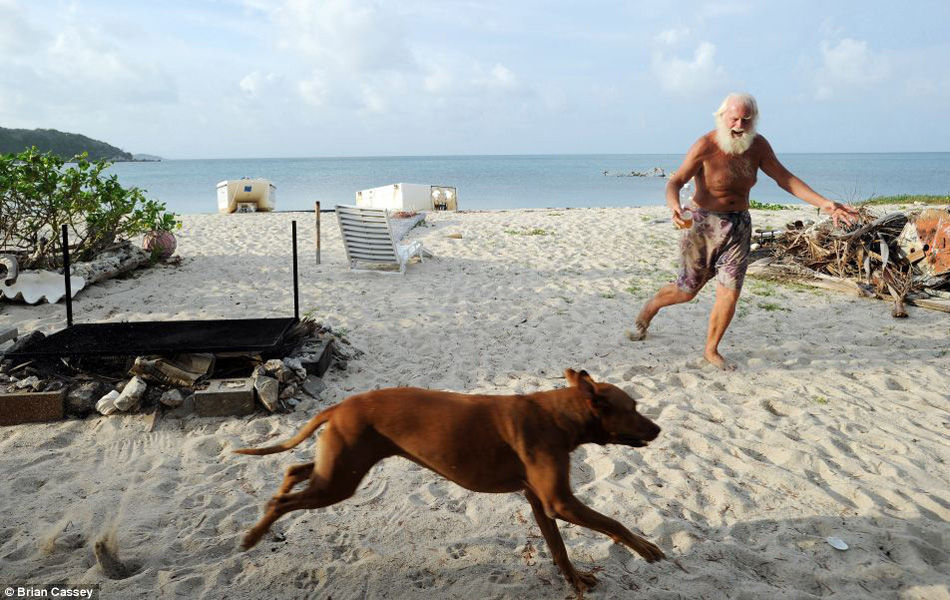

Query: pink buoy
[143,230,177,259]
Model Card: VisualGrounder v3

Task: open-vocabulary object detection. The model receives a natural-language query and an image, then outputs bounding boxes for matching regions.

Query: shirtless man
[626,92,859,369]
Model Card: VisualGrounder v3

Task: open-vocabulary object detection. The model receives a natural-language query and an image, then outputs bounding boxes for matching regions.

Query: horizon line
[132,150,950,161]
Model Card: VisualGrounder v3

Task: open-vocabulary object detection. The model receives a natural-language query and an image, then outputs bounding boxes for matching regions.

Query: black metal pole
[61,224,73,327]
[292,220,299,321]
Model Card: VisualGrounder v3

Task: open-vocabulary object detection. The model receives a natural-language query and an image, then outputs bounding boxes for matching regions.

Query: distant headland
[0,127,160,162]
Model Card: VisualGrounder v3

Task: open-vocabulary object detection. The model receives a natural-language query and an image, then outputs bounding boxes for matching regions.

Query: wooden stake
[315,201,321,265]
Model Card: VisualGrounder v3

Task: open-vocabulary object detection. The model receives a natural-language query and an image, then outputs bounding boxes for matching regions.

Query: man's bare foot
[624,319,649,341]
[703,351,736,371]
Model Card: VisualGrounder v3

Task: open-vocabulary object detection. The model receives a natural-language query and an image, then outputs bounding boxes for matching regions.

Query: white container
[355,183,457,212]
[217,178,277,213]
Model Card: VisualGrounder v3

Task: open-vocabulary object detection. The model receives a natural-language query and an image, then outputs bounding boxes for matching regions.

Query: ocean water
[105,153,950,215]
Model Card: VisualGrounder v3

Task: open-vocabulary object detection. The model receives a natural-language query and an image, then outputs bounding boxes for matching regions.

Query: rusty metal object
[897,208,950,276]
[916,209,950,276]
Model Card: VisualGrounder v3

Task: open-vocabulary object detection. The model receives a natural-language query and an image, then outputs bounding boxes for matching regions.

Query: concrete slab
[299,338,334,377]
[194,378,255,417]
[0,327,17,345]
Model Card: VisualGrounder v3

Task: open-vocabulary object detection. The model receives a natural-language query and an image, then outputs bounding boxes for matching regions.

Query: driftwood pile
[749,207,950,317]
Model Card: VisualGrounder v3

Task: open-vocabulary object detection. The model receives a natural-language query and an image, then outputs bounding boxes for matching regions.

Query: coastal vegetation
[859,194,950,206]
[0,126,138,162]
[505,228,549,235]
[749,199,791,210]
[0,147,179,270]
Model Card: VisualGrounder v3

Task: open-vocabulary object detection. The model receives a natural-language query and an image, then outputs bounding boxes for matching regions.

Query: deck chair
[335,205,432,274]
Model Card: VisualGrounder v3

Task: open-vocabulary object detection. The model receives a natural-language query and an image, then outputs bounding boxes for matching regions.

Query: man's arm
[666,137,706,227]
[759,136,859,226]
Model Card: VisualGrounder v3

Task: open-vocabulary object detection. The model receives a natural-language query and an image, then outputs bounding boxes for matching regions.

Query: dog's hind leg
[277,462,314,494]
[241,425,389,550]
[524,488,598,595]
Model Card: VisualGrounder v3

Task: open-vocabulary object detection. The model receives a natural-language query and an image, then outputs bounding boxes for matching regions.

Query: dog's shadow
[245,510,946,599]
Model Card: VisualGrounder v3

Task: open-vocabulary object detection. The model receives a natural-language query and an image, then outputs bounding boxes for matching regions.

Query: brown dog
[234,369,665,594]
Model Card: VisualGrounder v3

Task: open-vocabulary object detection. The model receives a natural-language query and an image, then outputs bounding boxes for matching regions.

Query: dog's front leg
[551,494,665,563]
[524,488,597,595]
[526,458,665,564]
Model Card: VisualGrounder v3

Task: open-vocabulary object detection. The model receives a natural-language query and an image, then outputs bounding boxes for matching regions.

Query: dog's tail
[233,406,336,456]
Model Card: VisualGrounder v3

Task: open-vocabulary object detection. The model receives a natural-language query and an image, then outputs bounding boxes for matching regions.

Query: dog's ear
[566,370,612,414]
[564,369,596,396]
[588,393,611,414]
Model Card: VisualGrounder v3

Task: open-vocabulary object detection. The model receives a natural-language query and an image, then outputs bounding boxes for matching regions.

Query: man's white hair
[713,92,759,155]
[714,92,759,126]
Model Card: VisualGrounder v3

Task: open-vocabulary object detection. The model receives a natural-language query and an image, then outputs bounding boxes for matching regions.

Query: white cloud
[246,0,539,119]
[252,0,414,72]
[483,64,518,90]
[424,63,453,94]
[239,72,262,95]
[420,58,526,100]
[0,0,46,54]
[0,10,178,129]
[246,0,419,113]
[814,38,890,99]
[297,75,330,108]
[652,42,727,95]
[654,27,690,46]
[239,72,281,97]
[818,17,845,39]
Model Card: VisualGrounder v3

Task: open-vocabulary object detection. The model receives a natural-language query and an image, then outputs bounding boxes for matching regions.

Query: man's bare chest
[702,154,759,190]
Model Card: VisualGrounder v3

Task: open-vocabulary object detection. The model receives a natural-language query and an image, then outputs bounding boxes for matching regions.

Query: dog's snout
[642,418,661,441]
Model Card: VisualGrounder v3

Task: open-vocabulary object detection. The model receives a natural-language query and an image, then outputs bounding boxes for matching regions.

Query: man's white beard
[714,119,756,155]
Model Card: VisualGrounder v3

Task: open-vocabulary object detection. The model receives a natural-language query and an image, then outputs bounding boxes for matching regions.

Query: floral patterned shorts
[674,207,752,293]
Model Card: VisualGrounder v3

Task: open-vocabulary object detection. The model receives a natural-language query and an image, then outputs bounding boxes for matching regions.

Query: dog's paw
[636,540,666,562]
[568,568,598,593]
[240,531,262,551]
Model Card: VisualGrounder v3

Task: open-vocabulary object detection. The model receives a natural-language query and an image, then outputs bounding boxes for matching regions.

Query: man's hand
[823,201,860,228]
[671,205,689,228]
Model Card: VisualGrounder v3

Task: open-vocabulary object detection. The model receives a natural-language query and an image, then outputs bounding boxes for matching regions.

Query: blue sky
[2,0,948,158]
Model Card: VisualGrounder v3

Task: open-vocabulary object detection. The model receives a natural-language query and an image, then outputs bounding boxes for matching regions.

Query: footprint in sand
[445,498,467,514]
[671,372,702,389]
[0,528,15,548]
[488,569,512,584]
[737,447,771,464]
[328,530,364,563]
[10,476,46,494]
[292,569,322,590]
[621,365,654,381]
[447,543,468,559]
[179,493,206,510]
[37,430,78,451]
[883,377,907,391]
[407,568,436,588]
[168,575,205,597]
[186,436,227,459]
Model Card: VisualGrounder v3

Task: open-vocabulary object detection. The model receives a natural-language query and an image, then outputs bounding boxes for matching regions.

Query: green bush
[749,199,790,210]
[0,147,179,269]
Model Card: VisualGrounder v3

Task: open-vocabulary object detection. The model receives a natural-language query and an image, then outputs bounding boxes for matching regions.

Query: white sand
[1,207,947,599]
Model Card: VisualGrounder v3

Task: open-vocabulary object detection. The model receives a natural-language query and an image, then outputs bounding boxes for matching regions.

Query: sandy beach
[0,206,947,599]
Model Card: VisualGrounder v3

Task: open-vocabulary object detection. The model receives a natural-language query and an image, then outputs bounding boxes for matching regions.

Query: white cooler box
[355,183,457,211]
